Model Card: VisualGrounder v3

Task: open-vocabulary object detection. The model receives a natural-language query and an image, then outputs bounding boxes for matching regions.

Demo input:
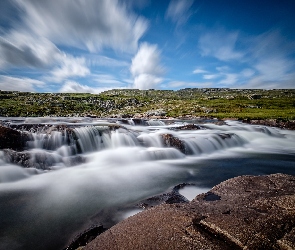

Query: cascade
[0,118,295,250]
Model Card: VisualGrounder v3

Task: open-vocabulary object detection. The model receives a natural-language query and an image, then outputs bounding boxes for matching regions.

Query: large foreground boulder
[85,173,295,250]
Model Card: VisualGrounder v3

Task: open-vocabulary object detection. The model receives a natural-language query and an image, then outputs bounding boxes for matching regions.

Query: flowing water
[0,117,294,250]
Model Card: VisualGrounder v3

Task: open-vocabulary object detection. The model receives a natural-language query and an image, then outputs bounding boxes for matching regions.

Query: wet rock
[2,149,85,169]
[137,184,191,209]
[169,124,201,130]
[131,118,147,126]
[84,174,295,250]
[0,125,30,150]
[160,134,186,154]
[242,119,295,130]
[64,225,106,250]
[2,149,32,168]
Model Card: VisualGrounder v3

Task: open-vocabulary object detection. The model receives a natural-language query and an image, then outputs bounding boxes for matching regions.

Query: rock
[2,149,32,168]
[137,184,192,209]
[2,149,85,169]
[242,119,295,130]
[84,174,295,250]
[64,225,106,250]
[0,125,29,150]
[169,124,201,130]
[161,134,186,154]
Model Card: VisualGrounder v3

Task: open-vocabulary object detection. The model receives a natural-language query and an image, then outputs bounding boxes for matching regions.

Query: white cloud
[86,55,129,68]
[0,75,45,92]
[166,0,194,26]
[244,30,295,87]
[133,74,163,90]
[94,74,125,86]
[199,31,244,61]
[130,43,164,90]
[241,68,255,78]
[242,75,295,89]
[130,43,164,76]
[59,81,111,94]
[219,73,238,86]
[255,59,292,82]
[203,74,219,80]
[48,55,90,83]
[15,0,148,53]
[0,34,60,69]
[216,66,231,73]
[166,81,212,88]
[193,68,208,74]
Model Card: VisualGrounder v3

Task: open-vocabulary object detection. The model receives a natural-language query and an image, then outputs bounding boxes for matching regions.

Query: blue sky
[0,0,295,93]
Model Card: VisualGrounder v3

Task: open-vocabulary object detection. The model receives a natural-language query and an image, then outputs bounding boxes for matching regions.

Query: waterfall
[0,118,295,250]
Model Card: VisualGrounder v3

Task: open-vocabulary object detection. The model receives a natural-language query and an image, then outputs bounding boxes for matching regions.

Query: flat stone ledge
[84,173,295,250]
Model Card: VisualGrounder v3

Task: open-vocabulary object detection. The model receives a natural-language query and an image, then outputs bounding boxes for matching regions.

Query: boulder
[84,173,295,250]
[161,134,186,154]
[0,125,29,150]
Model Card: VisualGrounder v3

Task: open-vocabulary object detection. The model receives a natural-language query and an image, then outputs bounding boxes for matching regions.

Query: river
[0,117,294,250]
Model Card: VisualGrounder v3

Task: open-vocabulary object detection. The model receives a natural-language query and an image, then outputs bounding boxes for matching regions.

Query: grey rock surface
[85,173,295,250]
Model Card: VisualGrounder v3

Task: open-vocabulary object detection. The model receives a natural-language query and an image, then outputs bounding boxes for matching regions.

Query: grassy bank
[0,88,294,120]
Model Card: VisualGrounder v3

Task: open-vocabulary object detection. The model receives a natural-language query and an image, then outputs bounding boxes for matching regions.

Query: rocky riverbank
[242,119,295,130]
[83,173,295,250]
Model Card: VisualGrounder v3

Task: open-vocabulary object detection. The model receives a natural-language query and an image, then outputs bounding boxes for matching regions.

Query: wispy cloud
[165,81,212,89]
[198,30,244,61]
[130,42,164,89]
[0,75,45,92]
[203,74,219,80]
[219,73,239,86]
[241,68,255,78]
[193,68,208,74]
[197,28,295,88]
[48,55,90,83]
[166,0,194,26]
[249,31,295,83]
[59,81,113,93]
[14,0,148,53]
[94,74,125,86]
[0,34,59,69]
[86,55,129,68]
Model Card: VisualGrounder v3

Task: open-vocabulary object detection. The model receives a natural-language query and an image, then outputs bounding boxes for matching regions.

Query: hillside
[0,88,294,120]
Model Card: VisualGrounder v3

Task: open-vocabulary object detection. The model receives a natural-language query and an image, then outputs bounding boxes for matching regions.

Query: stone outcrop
[161,134,186,154]
[0,125,29,150]
[84,174,295,250]
[242,119,295,130]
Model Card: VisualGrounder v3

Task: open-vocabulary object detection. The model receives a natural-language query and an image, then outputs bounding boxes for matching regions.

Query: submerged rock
[84,173,295,250]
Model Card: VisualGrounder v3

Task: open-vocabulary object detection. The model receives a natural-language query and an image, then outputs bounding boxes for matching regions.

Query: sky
[0,0,295,93]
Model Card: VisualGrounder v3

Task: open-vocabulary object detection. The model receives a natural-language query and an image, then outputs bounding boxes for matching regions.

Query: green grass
[0,89,294,120]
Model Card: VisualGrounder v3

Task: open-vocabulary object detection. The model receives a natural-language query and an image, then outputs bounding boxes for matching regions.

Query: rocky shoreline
[83,173,295,250]
[241,118,295,130]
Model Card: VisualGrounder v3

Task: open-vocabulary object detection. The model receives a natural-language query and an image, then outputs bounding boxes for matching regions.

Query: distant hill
[0,88,294,120]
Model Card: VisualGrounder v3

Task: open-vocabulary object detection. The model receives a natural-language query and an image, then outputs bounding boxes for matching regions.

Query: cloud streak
[166,0,194,26]
[0,34,59,69]
[59,81,111,94]
[48,55,90,83]
[130,43,164,90]
[198,30,244,61]
[0,75,45,92]
[15,0,148,53]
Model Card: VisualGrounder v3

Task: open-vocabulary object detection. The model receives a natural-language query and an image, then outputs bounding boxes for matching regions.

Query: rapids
[0,117,294,250]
